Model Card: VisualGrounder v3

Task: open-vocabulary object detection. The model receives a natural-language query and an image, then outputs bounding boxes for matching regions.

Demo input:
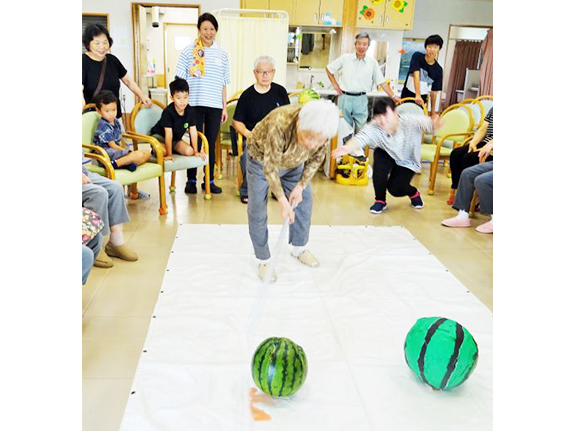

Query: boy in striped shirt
[332,97,443,213]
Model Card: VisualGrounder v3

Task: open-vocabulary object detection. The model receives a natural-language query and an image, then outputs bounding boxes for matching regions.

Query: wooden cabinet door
[356,1,387,28]
[383,0,416,30]
[319,0,344,26]
[243,0,270,9]
[293,0,320,25]
[269,0,293,18]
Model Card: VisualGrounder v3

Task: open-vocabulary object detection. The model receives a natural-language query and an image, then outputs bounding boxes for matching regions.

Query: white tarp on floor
[119,225,492,431]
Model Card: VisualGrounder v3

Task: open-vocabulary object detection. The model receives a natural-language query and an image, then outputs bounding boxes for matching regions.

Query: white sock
[490,215,493,223]
[456,210,469,220]
[110,231,125,246]
[292,246,306,256]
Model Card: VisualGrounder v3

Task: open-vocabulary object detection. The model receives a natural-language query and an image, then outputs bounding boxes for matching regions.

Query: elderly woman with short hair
[233,55,291,204]
[246,100,339,282]
[82,24,152,119]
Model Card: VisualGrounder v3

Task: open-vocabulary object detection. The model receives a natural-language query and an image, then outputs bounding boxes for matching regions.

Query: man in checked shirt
[246,100,339,282]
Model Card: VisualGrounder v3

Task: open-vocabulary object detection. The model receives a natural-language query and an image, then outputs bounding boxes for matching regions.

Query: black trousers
[449,143,493,189]
[187,106,222,182]
[372,148,417,202]
[400,87,429,105]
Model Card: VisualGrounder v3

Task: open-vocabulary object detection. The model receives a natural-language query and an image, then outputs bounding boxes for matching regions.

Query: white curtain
[214,13,288,98]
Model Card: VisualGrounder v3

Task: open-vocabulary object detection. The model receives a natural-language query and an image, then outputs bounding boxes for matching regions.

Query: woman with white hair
[247,100,339,282]
[233,55,290,204]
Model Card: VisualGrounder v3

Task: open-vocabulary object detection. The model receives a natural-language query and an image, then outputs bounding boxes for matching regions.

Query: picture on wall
[398,38,425,84]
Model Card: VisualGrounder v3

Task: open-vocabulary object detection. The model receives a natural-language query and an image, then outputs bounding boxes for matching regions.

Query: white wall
[145,7,199,79]
[82,0,240,113]
[405,0,493,70]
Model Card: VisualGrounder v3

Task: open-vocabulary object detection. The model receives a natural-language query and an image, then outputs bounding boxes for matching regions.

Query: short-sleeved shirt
[404,52,443,96]
[353,114,434,173]
[248,105,328,198]
[93,118,122,149]
[175,43,231,109]
[233,83,290,132]
[482,107,493,143]
[82,54,128,118]
[150,103,196,142]
[326,54,385,93]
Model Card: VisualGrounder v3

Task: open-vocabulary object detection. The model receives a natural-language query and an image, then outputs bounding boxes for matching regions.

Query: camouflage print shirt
[247,104,328,199]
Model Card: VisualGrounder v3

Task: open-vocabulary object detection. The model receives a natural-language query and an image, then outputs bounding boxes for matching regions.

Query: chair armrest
[198,132,209,158]
[122,132,164,166]
[237,134,243,156]
[437,132,474,146]
[453,136,474,150]
[82,143,109,159]
[83,154,116,180]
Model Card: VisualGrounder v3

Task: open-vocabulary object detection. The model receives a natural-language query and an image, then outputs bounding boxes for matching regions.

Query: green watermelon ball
[298,89,321,104]
[404,317,478,390]
[251,337,308,398]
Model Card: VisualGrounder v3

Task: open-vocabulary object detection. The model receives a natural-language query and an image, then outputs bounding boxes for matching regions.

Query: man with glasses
[233,55,290,204]
[326,32,398,132]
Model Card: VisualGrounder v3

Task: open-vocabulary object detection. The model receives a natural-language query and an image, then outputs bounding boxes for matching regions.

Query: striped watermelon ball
[404,317,479,390]
[251,337,308,398]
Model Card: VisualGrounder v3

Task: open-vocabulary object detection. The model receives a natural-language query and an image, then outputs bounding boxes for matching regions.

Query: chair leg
[469,191,478,218]
[158,174,168,215]
[215,136,222,180]
[170,172,176,193]
[204,158,212,200]
[129,183,139,200]
[428,159,439,195]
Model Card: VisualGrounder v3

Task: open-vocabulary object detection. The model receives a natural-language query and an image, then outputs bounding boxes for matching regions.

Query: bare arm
[232,120,251,139]
[121,74,152,107]
[468,121,489,152]
[325,67,342,95]
[164,128,174,158]
[377,82,400,102]
[413,71,424,106]
[430,91,438,116]
[221,86,228,123]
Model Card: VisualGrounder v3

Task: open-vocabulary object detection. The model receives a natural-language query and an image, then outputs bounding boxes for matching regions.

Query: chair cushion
[421,144,452,162]
[86,162,162,185]
[82,112,101,144]
[150,154,208,172]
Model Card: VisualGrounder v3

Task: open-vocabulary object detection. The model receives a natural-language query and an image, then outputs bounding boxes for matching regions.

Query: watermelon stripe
[417,317,447,386]
[287,343,297,396]
[439,322,465,389]
[260,341,276,394]
[278,340,289,397]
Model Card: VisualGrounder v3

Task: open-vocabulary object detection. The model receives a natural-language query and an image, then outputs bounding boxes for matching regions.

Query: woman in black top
[82,24,152,120]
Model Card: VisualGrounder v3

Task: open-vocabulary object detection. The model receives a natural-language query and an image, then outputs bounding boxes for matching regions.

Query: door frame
[131,2,201,88]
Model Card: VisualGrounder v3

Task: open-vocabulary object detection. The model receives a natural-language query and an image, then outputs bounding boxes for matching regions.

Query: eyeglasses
[255,70,274,76]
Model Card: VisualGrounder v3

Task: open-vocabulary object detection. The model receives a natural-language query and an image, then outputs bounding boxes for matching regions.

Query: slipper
[441,216,471,228]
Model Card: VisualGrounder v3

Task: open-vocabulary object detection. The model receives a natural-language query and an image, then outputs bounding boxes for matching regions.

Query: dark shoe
[369,200,388,214]
[202,182,222,194]
[123,163,138,172]
[410,192,424,209]
[185,182,197,194]
[240,196,248,204]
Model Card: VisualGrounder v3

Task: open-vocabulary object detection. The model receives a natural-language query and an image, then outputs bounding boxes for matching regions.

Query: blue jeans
[247,156,313,260]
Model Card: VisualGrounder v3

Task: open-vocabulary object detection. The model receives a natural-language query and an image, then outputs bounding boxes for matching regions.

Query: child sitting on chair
[93,91,151,172]
[332,97,443,213]
[150,78,206,162]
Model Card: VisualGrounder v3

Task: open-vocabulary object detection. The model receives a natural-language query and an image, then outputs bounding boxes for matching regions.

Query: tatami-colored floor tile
[83,161,492,431]
[83,378,133,431]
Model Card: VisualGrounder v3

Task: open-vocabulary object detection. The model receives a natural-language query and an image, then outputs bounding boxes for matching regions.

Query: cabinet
[356,1,386,28]
[243,0,270,9]
[269,0,293,17]
[293,0,343,26]
[356,0,416,30]
[383,0,416,30]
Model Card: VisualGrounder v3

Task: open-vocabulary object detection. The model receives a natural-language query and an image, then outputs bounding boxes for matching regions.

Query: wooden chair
[460,98,485,131]
[128,100,212,200]
[215,97,241,180]
[476,95,493,118]
[395,97,428,116]
[82,110,168,214]
[422,103,475,195]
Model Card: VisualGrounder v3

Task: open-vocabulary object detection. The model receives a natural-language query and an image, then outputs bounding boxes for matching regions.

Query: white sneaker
[291,250,319,268]
[258,264,277,283]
